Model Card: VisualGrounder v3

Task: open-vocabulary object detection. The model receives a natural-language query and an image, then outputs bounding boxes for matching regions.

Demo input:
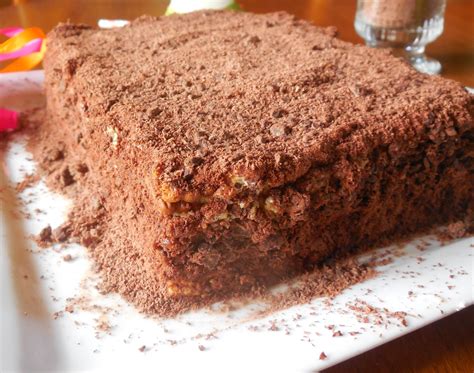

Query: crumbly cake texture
[41,11,473,314]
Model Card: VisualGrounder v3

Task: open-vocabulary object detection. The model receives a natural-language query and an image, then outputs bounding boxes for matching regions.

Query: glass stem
[404,44,441,75]
[405,45,426,63]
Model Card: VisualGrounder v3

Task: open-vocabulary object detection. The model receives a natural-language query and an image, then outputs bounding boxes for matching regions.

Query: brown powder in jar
[361,0,441,28]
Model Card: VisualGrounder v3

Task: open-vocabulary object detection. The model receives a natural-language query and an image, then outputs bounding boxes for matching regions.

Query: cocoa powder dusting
[14,10,474,318]
[258,256,377,316]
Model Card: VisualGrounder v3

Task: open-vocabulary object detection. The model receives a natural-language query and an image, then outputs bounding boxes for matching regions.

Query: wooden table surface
[1,1,473,372]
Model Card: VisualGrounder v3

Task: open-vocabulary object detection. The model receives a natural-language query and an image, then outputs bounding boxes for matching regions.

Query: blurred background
[0,0,473,85]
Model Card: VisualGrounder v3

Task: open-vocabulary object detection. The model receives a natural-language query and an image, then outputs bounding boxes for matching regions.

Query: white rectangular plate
[1,71,473,372]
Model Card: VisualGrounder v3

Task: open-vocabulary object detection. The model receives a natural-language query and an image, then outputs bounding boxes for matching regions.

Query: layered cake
[43,11,473,312]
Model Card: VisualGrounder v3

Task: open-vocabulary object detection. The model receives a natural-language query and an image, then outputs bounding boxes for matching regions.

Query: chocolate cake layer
[44,11,473,312]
